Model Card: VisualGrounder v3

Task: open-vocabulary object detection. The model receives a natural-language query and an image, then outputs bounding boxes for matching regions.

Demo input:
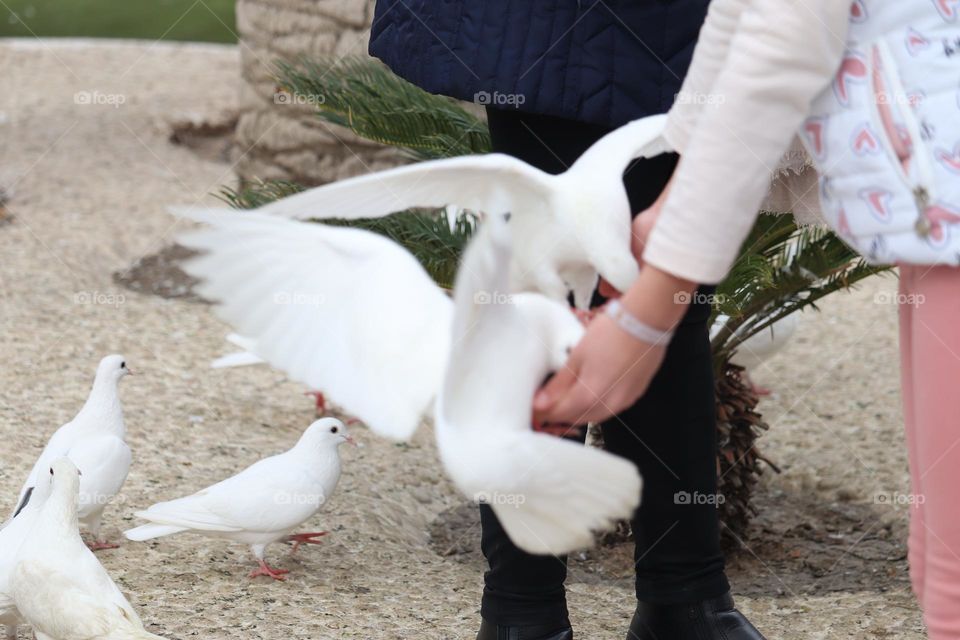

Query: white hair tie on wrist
[604,299,675,345]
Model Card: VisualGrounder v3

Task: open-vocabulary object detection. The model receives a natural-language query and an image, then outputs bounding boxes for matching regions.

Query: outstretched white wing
[569,113,670,174]
[248,153,555,222]
[176,209,453,440]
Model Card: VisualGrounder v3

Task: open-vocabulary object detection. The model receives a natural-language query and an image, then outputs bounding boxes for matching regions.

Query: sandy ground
[0,40,926,639]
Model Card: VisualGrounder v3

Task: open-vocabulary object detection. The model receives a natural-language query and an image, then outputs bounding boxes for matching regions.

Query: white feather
[176,210,452,441]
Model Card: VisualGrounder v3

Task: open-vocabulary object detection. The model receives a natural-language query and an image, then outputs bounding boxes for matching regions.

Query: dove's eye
[330,426,339,434]
[49,467,54,476]
[120,361,126,369]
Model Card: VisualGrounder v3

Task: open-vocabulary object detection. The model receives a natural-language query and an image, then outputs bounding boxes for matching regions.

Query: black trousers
[479,107,729,626]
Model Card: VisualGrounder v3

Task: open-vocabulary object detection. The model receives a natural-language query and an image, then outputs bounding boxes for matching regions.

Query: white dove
[12,355,132,550]
[175,113,669,309]
[124,418,353,580]
[436,217,643,552]
[711,314,800,395]
[175,209,642,554]
[10,458,166,640]
[0,470,53,640]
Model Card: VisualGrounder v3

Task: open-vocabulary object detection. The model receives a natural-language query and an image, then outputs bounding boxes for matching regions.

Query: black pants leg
[479,107,729,626]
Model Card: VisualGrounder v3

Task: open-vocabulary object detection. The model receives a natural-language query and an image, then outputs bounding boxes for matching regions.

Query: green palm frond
[712,212,891,363]
[324,209,476,290]
[217,179,305,209]
[275,57,491,160]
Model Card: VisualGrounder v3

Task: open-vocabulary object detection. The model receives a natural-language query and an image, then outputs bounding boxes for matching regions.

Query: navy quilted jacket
[368,0,710,128]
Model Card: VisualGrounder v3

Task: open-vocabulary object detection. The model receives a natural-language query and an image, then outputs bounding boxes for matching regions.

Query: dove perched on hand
[175,208,642,554]
[12,355,133,551]
[10,458,167,640]
[124,418,353,580]
[175,113,669,309]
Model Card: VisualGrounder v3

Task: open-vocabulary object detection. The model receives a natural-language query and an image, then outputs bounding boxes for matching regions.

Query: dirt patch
[169,111,238,164]
[728,484,909,598]
[113,243,206,302]
[428,481,910,596]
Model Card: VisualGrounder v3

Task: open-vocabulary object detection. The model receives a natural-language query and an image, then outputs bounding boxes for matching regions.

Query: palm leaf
[274,57,491,160]
[217,179,305,209]
[711,212,892,364]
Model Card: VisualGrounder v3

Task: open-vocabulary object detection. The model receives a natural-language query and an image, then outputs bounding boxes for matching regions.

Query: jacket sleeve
[663,0,752,153]
[644,0,851,284]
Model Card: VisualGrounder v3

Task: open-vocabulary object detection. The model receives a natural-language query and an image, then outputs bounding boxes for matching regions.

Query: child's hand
[532,312,667,426]
[533,258,694,427]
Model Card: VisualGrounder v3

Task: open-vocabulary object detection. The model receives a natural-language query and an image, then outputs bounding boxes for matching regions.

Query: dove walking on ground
[0,471,53,640]
[711,314,800,395]
[176,208,642,554]
[12,355,133,550]
[175,113,669,310]
[124,418,353,580]
[10,458,166,640]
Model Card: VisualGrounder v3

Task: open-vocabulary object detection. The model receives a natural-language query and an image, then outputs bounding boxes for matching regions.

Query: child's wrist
[619,265,697,333]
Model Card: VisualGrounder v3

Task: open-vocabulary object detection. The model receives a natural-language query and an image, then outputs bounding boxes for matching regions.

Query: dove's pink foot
[304,391,363,425]
[287,531,329,554]
[742,372,772,396]
[249,559,289,581]
[87,540,120,551]
[305,391,327,417]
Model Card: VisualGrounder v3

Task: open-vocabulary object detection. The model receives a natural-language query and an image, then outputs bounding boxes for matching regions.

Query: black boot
[627,592,765,640]
[477,619,573,640]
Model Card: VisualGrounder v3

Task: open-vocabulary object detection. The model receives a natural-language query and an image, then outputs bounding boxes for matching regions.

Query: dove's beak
[345,435,359,447]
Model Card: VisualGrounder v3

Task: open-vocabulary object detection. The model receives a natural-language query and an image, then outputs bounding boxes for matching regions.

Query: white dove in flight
[176,113,668,309]
[175,210,642,554]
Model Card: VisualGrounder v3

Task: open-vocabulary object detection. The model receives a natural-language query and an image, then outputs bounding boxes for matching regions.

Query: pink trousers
[899,265,960,639]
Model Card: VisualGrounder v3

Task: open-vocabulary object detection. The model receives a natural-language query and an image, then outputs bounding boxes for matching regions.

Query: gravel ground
[0,39,926,639]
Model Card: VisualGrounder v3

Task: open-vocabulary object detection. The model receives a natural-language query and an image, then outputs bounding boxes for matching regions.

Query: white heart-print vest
[799,0,960,265]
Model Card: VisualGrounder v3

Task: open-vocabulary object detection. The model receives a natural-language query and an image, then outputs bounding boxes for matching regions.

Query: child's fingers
[597,278,622,299]
[537,383,598,426]
[533,365,577,412]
